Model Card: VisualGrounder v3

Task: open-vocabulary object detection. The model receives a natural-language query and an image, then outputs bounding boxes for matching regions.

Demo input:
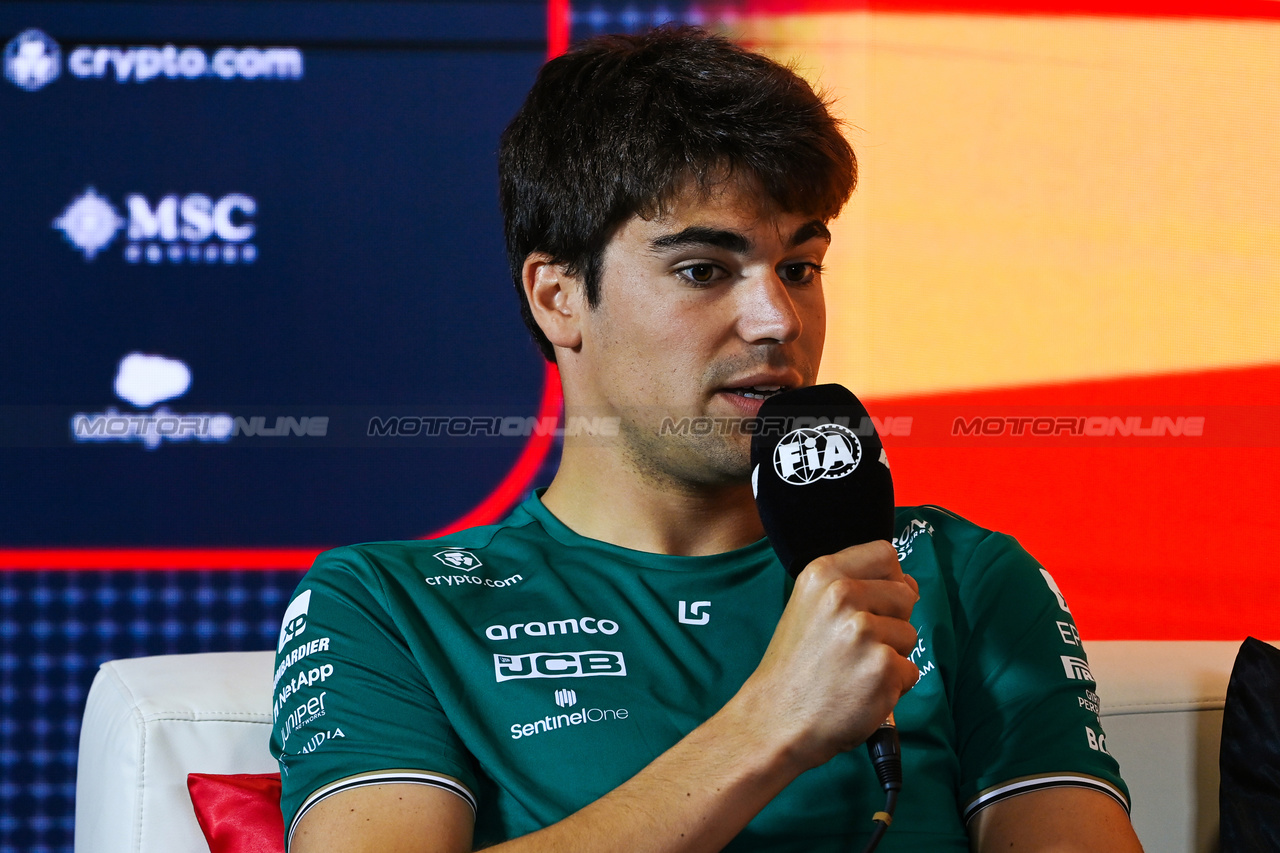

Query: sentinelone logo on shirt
[4,28,303,92]
[54,188,257,264]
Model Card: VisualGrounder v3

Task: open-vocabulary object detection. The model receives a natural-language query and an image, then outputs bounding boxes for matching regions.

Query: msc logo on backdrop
[53,188,257,264]
[5,28,303,91]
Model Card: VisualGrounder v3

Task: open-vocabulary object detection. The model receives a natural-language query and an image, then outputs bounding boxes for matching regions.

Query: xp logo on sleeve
[773,423,861,485]
[278,590,312,653]
[5,29,60,91]
[494,650,626,682]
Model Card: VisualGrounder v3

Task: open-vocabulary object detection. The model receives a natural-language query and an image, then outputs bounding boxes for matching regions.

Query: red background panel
[747,0,1280,20]
[875,364,1280,639]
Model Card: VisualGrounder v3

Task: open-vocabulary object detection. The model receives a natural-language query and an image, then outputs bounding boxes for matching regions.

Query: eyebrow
[648,220,831,254]
[789,220,832,247]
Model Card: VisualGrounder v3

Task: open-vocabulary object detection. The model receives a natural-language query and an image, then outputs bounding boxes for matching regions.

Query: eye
[779,262,821,284]
[677,263,726,285]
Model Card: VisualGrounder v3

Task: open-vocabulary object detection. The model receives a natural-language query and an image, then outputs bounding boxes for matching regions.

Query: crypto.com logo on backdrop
[53,188,258,264]
[4,28,303,91]
[4,29,60,91]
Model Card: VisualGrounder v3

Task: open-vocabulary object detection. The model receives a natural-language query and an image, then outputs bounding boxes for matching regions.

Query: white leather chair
[75,651,277,853]
[73,641,1245,853]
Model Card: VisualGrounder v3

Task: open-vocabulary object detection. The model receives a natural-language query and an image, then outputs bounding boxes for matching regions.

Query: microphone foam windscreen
[750,384,895,578]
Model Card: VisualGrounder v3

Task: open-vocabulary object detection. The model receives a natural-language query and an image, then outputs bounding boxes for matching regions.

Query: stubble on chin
[615,409,755,491]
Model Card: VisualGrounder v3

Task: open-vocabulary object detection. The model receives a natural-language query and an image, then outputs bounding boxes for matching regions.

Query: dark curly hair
[499,26,857,361]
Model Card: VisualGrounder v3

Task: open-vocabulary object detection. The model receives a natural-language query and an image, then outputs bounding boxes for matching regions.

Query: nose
[736,271,806,345]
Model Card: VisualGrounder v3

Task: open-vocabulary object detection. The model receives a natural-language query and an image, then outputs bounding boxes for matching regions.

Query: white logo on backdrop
[114,353,191,408]
[6,28,303,90]
[54,188,257,264]
[4,29,60,91]
[52,188,124,260]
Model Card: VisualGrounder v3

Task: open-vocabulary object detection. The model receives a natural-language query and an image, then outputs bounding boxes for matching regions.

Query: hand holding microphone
[749,384,914,851]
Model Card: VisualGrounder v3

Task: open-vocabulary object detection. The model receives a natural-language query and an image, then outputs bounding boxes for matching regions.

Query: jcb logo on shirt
[494,650,627,682]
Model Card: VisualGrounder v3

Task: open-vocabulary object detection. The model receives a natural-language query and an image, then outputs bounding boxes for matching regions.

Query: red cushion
[187,772,285,853]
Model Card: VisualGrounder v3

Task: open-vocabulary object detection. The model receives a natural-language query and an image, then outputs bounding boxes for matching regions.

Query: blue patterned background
[0,570,306,853]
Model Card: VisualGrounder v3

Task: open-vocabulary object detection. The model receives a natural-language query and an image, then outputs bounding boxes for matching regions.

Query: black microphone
[749,383,902,852]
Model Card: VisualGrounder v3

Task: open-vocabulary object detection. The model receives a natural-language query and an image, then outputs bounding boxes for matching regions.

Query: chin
[692,442,754,486]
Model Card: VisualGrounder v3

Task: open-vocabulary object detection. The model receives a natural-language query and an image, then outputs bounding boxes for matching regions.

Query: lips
[728,385,786,400]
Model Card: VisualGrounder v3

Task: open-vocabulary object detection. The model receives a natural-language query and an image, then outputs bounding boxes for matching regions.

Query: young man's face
[571,176,830,488]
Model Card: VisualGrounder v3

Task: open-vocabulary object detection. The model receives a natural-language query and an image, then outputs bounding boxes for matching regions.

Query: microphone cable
[859,721,903,853]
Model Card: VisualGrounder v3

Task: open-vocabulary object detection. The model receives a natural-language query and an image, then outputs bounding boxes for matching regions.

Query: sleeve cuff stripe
[288,772,477,848]
[962,774,1130,822]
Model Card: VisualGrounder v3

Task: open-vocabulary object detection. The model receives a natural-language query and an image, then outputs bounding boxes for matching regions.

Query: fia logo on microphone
[773,423,861,485]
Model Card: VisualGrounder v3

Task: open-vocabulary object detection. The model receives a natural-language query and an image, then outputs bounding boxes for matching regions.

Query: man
[272,27,1144,852]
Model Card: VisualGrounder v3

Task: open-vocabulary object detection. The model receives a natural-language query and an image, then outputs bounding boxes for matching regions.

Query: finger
[860,612,920,658]
[829,578,918,622]
[892,654,922,696]
[804,540,904,584]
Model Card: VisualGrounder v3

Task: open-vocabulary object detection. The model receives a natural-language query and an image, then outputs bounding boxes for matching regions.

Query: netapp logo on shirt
[494,650,627,682]
[5,28,303,91]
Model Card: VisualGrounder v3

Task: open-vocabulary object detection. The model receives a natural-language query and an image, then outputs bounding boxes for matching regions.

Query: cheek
[802,291,827,357]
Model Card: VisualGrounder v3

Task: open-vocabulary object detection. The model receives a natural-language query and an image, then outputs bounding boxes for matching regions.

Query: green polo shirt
[272,496,1128,850]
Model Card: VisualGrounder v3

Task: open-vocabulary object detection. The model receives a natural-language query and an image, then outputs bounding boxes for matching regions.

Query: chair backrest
[74,650,276,853]
[73,641,1245,853]
[1091,640,1240,853]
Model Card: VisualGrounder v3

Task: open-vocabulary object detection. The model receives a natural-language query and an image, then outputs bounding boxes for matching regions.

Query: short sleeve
[950,531,1130,821]
[270,548,479,847]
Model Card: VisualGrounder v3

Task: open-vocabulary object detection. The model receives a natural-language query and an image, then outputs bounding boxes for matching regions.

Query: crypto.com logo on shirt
[4,28,303,92]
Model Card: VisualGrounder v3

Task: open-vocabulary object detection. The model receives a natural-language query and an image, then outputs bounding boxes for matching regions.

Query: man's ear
[522,253,583,352]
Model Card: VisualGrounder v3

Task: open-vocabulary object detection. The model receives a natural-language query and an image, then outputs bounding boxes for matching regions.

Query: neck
[540,443,765,557]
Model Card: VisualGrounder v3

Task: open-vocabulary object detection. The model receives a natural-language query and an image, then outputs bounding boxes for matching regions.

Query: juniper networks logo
[5,29,60,91]
[53,187,258,264]
[4,28,303,90]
